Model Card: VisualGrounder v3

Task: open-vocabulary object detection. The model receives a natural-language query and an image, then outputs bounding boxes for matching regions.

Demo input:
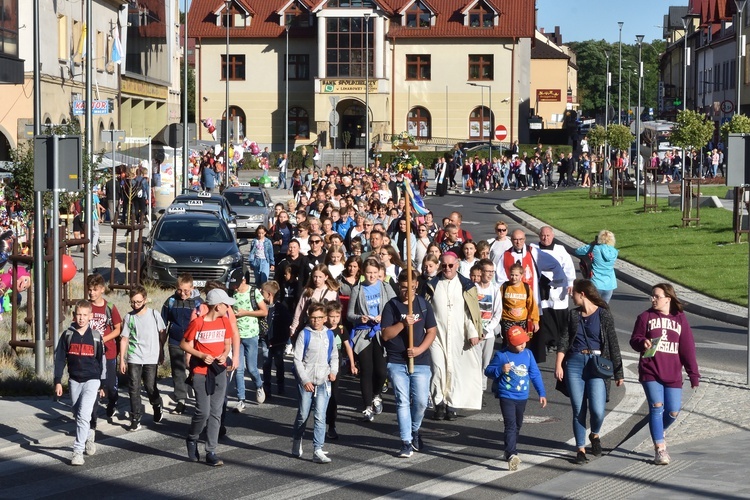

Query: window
[326,17,372,78]
[731,60,736,89]
[0,0,18,58]
[284,2,310,28]
[287,54,310,80]
[327,0,375,6]
[405,1,431,28]
[57,15,68,60]
[288,107,309,138]
[468,2,494,28]
[406,54,430,80]
[469,106,492,139]
[221,54,246,81]
[96,30,105,71]
[73,19,82,63]
[407,107,431,138]
[469,54,493,80]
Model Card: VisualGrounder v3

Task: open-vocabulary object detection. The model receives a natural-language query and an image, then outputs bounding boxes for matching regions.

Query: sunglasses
[441,263,456,269]
[310,240,322,244]
[496,228,507,233]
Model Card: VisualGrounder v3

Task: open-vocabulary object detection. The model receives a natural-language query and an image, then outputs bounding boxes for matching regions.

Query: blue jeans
[236,336,263,401]
[642,381,682,445]
[292,381,330,451]
[499,397,527,459]
[565,352,607,448]
[462,174,470,191]
[251,260,270,286]
[279,171,287,189]
[597,288,613,304]
[387,363,431,443]
[70,379,100,453]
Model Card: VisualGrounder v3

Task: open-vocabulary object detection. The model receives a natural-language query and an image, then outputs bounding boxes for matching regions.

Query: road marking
[694,341,747,351]
[444,203,464,207]
[239,445,465,500]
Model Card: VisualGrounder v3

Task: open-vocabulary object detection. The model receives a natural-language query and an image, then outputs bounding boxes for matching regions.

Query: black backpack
[579,243,595,279]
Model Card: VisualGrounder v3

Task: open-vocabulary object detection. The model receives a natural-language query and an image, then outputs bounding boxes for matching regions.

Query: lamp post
[605,50,611,166]
[681,15,692,211]
[364,12,371,159]
[285,22,290,163]
[618,21,624,125]
[636,35,644,201]
[468,82,492,160]
[224,0,231,187]
[737,0,747,115]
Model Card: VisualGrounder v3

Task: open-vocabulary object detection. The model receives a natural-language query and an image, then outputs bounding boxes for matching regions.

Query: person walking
[630,283,700,465]
[574,230,618,303]
[248,225,275,285]
[555,279,624,464]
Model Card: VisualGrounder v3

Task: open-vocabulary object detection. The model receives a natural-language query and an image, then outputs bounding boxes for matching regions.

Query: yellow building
[530,27,579,130]
[188,0,535,153]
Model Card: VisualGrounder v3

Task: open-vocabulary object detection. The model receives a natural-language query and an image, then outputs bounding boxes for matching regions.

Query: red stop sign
[494,125,508,141]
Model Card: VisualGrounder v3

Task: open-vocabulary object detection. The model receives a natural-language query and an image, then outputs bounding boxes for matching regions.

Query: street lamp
[285,22,290,164]
[364,12,370,159]
[681,14,693,211]
[618,21,624,124]
[605,50,611,165]
[224,0,231,187]
[467,82,492,160]
[736,0,747,115]
[636,35,644,201]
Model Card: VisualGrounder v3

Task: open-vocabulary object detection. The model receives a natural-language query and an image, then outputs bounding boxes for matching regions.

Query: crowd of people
[52,159,700,472]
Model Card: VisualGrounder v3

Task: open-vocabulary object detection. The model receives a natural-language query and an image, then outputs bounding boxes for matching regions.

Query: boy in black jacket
[54,300,106,466]
[260,280,291,397]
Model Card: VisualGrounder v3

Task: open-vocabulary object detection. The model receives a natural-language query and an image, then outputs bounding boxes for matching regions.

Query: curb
[497,200,747,327]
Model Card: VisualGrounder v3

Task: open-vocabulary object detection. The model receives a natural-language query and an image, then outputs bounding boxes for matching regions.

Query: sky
[180,0,676,44]
[536,0,681,44]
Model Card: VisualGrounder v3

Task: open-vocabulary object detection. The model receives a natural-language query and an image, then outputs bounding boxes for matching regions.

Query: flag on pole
[401,179,429,216]
[111,35,123,65]
[76,23,87,59]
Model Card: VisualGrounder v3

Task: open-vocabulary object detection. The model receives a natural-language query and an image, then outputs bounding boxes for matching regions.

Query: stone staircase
[319,148,367,169]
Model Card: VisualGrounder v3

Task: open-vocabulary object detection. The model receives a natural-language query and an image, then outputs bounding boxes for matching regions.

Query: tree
[586,125,607,152]
[607,124,634,152]
[670,109,714,152]
[181,61,196,124]
[720,114,750,140]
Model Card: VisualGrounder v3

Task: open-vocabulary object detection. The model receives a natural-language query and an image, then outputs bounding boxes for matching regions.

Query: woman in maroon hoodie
[630,283,700,466]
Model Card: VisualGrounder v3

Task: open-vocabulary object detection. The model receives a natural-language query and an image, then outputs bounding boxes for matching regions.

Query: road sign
[494,125,508,141]
[721,100,734,114]
[329,110,340,127]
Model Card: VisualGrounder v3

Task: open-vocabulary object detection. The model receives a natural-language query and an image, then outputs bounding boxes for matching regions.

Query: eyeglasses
[496,228,508,233]
[511,238,525,242]
[419,228,427,232]
[130,299,145,306]
[309,316,327,320]
[651,295,667,300]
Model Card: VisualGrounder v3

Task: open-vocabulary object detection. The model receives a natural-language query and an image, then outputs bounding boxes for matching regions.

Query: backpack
[302,327,335,363]
[579,243,595,279]
[135,178,146,198]
[247,286,269,336]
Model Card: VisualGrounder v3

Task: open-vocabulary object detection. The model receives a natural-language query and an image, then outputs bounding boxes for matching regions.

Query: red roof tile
[188,0,533,40]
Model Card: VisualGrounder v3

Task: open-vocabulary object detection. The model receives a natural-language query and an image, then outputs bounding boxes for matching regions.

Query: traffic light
[673,98,682,107]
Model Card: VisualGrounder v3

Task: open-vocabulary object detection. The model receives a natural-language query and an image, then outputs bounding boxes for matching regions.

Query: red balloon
[61,254,77,283]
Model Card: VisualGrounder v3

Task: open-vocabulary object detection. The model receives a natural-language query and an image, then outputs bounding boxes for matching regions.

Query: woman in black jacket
[555,279,624,464]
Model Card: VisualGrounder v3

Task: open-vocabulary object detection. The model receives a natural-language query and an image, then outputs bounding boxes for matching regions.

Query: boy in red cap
[485,325,547,471]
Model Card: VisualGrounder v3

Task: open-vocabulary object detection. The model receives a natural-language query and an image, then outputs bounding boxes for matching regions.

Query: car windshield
[223,191,266,208]
[156,219,232,243]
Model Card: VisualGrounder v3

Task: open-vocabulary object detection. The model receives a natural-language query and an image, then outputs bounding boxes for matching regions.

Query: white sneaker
[84,433,96,456]
[313,448,332,464]
[71,452,84,466]
[284,344,294,357]
[256,388,266,404]
[234,400,246,413]
[292,439,302,458]
[508,454,521,471]
[362,406,375,422]
[372,395,383,415]
[654,447,670,465]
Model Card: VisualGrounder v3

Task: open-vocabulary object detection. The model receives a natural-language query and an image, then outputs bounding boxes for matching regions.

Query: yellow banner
[321,79,378,93]
[121,77,168,100]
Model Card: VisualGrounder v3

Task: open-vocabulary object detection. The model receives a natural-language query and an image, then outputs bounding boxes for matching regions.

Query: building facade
[530,27,579,130]
[188,0,535,153]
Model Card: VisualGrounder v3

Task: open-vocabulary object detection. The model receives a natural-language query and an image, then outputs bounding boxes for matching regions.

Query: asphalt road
[15,184,742,498]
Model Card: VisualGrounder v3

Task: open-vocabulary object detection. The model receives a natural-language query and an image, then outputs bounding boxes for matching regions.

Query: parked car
[170,191,237,231]
[221,184,273,236]
[142,208,247,289]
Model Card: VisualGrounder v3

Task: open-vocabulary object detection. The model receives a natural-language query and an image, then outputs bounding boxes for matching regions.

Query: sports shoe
[327,426,339,440]
[128,421,141,432]
[256,388,266,404]
[433,403,446,421]
[173,401,186,415]
[313,449,332,464]
[398,441,413,458]
[589,433,602,457]
[372,395,383,415]
[70,452,84,466]
[411,433,424,452]
[292,439,303,458]
[654,447,671,465]
[234,400,246,413]
[508,454,521,471]
[153,405,163,423]
[205,452,224,467]
[445,409,458,421]
[186,439,200,462]
[84,433,96,456]
[284,344,294,357]
[362,406,375,422]
[575,450,589,464]
[106,402,116,419]
[219,425,227,438]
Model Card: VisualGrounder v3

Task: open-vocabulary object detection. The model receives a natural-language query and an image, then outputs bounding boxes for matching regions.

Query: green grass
[515,191,748,305]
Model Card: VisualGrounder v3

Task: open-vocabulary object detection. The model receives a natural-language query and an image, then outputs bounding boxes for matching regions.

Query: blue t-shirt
[363,282,381,318]
[572,308,602,353]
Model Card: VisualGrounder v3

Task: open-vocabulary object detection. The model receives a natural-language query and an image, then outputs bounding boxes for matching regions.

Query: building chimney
[555,25,562,44]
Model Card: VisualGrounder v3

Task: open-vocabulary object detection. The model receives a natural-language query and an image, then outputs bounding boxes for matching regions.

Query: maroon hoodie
[630,309,700,388]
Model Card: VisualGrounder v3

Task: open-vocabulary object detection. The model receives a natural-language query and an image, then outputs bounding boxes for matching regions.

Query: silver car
[221,184,273,236]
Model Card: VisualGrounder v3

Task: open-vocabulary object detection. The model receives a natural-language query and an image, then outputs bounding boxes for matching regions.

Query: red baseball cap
[507,325,530,346]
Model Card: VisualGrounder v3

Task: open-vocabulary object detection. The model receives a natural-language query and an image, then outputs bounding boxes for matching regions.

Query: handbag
[581,312,614,379]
